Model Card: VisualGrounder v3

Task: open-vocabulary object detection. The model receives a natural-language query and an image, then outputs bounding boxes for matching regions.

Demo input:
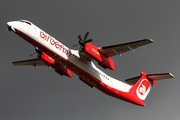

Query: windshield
[19,20,32,25]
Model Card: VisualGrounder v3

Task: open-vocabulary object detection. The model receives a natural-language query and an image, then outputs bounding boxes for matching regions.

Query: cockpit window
[19,20,31,25]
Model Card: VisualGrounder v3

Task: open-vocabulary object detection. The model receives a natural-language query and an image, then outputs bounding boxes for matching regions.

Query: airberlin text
[40,31,71,56]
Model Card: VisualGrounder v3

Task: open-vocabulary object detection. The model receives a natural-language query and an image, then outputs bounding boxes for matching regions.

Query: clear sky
[1,1,180,120]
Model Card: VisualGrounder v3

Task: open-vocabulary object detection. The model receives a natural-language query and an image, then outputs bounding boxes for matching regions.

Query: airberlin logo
[139,80,149,95]
[136,79,151,100]
[40,31,71,57]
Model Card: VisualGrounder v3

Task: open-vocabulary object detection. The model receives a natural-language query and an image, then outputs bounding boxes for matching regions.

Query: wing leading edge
[12,58,46,67]
[98,39,154,57]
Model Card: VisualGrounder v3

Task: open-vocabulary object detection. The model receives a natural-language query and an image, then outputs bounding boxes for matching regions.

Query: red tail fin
[125,72,174,106]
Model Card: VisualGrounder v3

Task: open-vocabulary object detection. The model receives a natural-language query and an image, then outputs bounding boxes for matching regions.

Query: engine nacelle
[55,66,73,78]
[40,52,55,65]
[40,52,73,78]
[84,43,116,70]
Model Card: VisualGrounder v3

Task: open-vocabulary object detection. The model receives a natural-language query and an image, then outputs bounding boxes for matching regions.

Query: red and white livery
[7,20,174,106]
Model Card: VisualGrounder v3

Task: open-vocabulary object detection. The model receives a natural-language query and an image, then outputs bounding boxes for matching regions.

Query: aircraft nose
[7,22,11,26]
[7,21,16,27]
[7,21,18,32]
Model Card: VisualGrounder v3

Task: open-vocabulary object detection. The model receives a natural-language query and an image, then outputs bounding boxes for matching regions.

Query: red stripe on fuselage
[14,29,144,106]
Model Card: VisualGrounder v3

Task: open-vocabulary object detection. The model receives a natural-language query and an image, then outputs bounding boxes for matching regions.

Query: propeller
[29,47,42,57]
[73,31,93,49]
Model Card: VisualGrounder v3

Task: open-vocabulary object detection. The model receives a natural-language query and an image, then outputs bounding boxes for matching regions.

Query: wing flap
[98,39,153,57]
[12,58,46,67]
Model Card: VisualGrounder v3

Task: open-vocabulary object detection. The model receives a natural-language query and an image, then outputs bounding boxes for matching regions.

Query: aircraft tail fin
[125,72,174,106]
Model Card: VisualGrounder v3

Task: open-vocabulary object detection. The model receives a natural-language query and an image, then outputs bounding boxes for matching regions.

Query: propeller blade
[29,47,42,57]
[72,44,80,47]
[29,52,37,57]
[85,39,93,43]
[83,31,89,41]
[74,32,92,49]
[35,47,41,54]
[78,34,82,40]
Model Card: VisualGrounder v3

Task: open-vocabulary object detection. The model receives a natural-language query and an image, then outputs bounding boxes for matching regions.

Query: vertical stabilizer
[125,72,174,106]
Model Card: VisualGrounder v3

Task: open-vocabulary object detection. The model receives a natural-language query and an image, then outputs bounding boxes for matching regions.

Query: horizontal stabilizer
[125,76,140,85]
[125,72,174,85]
[147,73,174,80]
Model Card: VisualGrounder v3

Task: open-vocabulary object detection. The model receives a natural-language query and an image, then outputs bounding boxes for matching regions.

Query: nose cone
[7,21,19,32]
[7,21,17,27]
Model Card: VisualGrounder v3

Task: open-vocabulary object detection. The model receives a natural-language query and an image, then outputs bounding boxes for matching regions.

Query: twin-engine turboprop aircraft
[7,20,174,106]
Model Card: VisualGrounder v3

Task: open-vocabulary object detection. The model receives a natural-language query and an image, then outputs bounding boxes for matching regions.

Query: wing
[98,39,153,57]
[12,58,46,67]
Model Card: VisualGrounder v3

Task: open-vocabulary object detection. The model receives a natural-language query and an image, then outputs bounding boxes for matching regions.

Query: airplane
[6,20,174,106]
